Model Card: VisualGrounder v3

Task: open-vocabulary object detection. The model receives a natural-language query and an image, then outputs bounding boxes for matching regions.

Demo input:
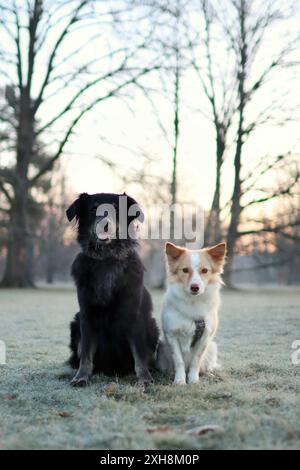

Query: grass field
[0,285,299,450]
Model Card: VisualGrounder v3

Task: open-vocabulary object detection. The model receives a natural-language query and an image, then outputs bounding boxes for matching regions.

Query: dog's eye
[201,268,209,274]
[182,268,189,274]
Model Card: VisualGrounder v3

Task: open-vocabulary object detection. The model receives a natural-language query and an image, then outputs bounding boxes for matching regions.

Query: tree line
[0,0,299,288]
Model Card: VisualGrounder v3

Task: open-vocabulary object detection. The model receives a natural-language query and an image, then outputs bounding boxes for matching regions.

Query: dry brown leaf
[187,425,224,436]
[105,383,118,394]
[146,426,172,434]
[58,411,72,418]
[3,394,17,401]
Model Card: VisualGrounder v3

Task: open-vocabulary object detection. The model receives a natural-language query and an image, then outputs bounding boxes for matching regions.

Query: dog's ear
[126,194,145,223]
[165,242,186,260]
[66,193,89,222]
[206,243,227,270]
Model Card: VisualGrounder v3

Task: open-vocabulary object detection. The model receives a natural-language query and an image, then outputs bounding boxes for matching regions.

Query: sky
[1,0,299,215]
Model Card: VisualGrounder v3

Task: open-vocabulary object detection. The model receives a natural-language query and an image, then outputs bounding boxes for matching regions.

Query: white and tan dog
[157,242,226,385]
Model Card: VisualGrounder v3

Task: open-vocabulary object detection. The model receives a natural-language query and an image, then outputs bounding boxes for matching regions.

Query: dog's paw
[137,369,154,386]
[135,370,154,392]
[188,378,200,385]
[188,373,200,384]
[70,376,89,387]
[173,374,186,386]
[173,379,186,386]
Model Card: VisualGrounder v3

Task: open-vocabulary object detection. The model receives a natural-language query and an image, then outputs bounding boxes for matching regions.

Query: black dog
[66,192,159,387]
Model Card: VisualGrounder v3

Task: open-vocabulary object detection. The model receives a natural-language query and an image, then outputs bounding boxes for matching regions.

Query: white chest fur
[162,282,220,338]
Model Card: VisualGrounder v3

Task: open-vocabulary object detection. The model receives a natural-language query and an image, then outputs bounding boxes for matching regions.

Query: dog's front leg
[188,325,213,384]
[71,316,97,387]
[166,334,186,385]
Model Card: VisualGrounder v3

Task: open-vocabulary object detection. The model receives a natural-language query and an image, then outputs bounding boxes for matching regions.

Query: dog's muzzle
[95,216,116,242]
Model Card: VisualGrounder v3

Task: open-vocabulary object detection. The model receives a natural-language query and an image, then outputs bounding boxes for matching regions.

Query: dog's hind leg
[130,341,154,386]
[199,341,220,374]
[128,290,157,386]
[70,316,98,387]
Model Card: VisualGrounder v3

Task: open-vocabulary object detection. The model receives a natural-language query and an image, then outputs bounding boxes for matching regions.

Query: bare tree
[232,193,300,284]
[170,4,182,208]
[190,0,235,244]
[190,0,300,285]
[0,0,159,287]
[38,170,66,284]
[133,0,194,242]
[223,0,300,284]
[135,0,186,207]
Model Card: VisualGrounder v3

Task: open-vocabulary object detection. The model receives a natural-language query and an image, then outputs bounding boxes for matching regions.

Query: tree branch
[0,168,15,184]
[35,63,128,135]
[33,0,90,113]
[0,181,13,203]
[279,232,300,242]
[12,1,23,88]
[30,65,158,185]
[232,255,299,273]
[26,0,43,93]
[243,171,299,208]
[238,220,300,237]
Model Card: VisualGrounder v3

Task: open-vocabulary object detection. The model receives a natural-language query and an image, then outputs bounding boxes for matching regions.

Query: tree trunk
[205,149,223,245]
[223,0,247,288]
[223,130,243,287]
[1,186,34,287]
[170,38,180,240]
[45,214,57,284]
[205,116,227,245]
[1,92,35,288]
[46,263,55,284]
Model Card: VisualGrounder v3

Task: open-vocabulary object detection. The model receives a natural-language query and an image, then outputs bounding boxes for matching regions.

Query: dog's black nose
[191,284,200,293]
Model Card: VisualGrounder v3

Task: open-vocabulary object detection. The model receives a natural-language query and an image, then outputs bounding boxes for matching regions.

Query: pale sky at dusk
[1,0,299,214]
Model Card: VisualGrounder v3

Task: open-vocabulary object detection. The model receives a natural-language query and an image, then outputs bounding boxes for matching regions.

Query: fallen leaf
[4,394,17,401]
[58,411,72,418]
[105,383,118,394]
[187,425,224,436]
[146,426,172,434]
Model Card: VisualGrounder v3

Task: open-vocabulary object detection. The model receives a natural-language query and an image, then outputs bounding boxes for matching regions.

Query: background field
[0,287,299,450]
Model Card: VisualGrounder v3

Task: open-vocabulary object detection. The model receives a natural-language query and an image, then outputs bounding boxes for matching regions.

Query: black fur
[67,192,159,387]
[191,320,206,348]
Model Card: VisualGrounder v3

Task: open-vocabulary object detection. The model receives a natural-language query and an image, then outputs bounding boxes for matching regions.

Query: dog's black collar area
[191,319,206,348]
[83,240,137,261]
